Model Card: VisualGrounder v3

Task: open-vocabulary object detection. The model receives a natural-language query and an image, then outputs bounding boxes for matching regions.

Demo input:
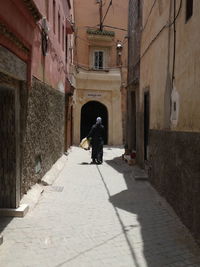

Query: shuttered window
[94,51,104,69]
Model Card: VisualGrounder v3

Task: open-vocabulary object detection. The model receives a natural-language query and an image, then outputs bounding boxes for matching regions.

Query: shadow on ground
[100,156,200,267]
[0,217,12,242]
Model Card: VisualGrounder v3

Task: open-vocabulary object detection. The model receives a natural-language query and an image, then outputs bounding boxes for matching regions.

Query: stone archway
[81,101,108,144]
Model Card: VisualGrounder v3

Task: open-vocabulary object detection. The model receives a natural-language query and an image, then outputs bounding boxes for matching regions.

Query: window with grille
[94,51,104,69]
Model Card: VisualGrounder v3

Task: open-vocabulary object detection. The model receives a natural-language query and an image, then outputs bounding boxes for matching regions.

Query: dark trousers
[91,140,103,162]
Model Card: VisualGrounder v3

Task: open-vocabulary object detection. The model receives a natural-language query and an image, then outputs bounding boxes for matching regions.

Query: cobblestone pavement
[0,146,200,267]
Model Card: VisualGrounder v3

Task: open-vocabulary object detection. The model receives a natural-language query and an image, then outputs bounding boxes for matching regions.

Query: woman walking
[87,117,104,164]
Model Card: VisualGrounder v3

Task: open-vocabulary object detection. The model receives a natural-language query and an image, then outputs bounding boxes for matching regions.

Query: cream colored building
[73,0,128,145]
[127,0,200,243]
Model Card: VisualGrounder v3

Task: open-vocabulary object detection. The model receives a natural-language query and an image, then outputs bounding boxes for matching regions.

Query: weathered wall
[172,1,200,132]
[140,0,200,132]
[0,0,73,207]
[138,0,200,243]
[32,0,71,92]
[22,77,65,193]
[149,130,200,244]
[140,0,171,131]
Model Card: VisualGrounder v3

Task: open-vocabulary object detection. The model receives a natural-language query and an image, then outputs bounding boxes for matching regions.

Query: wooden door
[0,87,20,208]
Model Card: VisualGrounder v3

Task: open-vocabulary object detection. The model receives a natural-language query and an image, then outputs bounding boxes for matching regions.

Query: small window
[94,51,104,69]
[186,0,193,22]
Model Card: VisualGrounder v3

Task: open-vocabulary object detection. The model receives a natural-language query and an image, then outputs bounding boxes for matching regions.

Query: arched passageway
[81,101,108,144]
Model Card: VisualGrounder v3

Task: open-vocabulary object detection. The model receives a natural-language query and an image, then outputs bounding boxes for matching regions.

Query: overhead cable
[128,0,183,85]
[102,0,113,25]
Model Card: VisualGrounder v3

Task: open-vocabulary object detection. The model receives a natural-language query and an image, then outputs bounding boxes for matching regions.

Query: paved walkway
[0,146,200,267]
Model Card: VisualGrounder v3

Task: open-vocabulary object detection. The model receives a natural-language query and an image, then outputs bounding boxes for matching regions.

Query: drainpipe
[172,0,176,85]
[99,0,103,31]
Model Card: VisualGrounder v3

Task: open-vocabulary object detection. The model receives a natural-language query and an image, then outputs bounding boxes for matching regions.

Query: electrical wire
[75,33,128,47]
[102,0,112,24]
[172,0,177,83]
[102,24,127,32]
[168,0,182,27]
[142,0,157,31]
[129,0,183,77]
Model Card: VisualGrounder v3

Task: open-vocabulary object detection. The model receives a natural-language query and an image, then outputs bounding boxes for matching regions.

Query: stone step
[0,204,29,217]
[132,165,148,181]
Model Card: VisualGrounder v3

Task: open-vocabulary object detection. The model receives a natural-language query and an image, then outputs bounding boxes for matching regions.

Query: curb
[0,204,29,217]
[21,154,68,213]
[41,154,68,186]
[132,165,148,181]
[20,184,44,212]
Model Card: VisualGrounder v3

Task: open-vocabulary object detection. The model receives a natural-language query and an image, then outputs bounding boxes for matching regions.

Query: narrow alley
[0,147,200,267]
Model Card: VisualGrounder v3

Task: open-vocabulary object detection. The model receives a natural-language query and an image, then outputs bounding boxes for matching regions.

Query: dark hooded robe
[87,119,104,163]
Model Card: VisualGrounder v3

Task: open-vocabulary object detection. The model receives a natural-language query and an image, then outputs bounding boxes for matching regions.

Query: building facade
[127,0,200,243]
[0,0,74,208]
[73,0,128,146]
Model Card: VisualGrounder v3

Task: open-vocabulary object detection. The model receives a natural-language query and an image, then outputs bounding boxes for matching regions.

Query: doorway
[144,92,150,161]
[0,87,20,208]
[81,101,108,144]
[130,91,136,150]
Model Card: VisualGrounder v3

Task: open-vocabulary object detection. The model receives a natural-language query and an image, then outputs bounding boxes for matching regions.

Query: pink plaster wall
[32,0,71,91]
[0,0,35,51]
[0,0,72,91]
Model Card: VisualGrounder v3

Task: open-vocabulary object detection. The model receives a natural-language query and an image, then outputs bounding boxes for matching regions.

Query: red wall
[0,0,35,49]
[0,0,71,92]
[32,0,71,91]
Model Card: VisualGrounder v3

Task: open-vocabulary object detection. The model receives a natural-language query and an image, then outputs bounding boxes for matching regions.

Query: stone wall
[149,129,200,244]
[22,77,65,193]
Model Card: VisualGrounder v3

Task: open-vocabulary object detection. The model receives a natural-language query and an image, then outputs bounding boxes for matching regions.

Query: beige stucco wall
[73,0,128,145]
[140,0,200,132]
[174,1,200,132]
